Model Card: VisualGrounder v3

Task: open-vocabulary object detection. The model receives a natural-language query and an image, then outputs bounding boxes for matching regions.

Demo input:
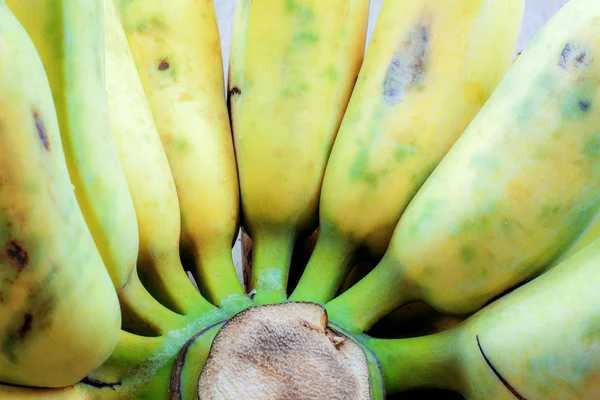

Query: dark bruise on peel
[158,58,170,71]
[6,240,29,271]
[476,335,527,400]
[579,100,591,111]
[16,313,33,340]
[558,42,592,71]
[33,110,49,151]
[80,377,121,390]
[383,24,429,105]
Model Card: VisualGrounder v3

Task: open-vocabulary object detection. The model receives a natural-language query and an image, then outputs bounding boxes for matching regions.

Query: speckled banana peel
[326,0,600,334]
[116,0,248,310]
[228,0,370,304]
[0,1,120,388]
[290,0,525,304]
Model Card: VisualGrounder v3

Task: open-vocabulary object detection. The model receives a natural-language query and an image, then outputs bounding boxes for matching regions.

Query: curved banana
[6,0,138,292]
[229,0,370,303]
[103,0,213,316]
[367,227,600,399]
[6,0,187,338]
[0,1,120,387]
[116,0,247,309]
[290,0,525,303]
[326,0,600,333]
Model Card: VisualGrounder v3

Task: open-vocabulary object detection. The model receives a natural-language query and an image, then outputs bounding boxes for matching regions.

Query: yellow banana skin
[0,384,89,400]
[229,0,369,303]
[103,0,212,316]
[6,0,138,292]
[117,0,247,308]
[327,0,600,333]
[7,0,188,338]
[368,227,600,399]
[290,0,525,303]
[0,1,120,387]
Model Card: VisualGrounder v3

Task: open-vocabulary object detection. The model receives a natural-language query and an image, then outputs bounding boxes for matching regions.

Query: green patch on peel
[583,134,600,157]
[404,198,441,237]
[459,244,477,263]
[326,65,338,82]
[561,80,596,121]
[174,138,190,152]
[293,31,318,46]
[285,0,315,21]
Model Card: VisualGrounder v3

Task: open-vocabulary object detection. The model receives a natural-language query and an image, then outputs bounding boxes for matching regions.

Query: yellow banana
[229,0,370,303]
[291,0,525,303]
[5,0,138,292]
[103,0,213,316]
[368,224,600,399]
[0,1,120,387]
[326,0,600,333]
[7,0,187,338]
[116,0,247,309]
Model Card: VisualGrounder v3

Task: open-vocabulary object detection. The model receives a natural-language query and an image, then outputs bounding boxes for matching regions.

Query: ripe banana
[326,0,600,333]
[6,0,187,338]
[116,0,247,309]
[290,0,525,303]
[103,0,213,316]
[229,0,370,303]
[367,230,600,399]
[5,0,138,292]
[0,1,120,387]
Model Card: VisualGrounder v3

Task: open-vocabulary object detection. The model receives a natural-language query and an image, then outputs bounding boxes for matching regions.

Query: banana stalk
[229,0,370,303]
[290,0,525,303]
[326,0,600,333]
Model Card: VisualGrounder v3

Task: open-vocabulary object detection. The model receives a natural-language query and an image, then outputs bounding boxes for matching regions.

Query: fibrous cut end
[198,302,371,400]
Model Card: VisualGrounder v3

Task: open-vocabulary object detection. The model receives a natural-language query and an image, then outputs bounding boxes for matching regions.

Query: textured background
[215,0,571,276]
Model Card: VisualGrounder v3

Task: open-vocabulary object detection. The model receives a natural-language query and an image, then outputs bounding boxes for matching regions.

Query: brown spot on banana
[158,58,170,71]
[383,24,430,104]
[32,110,49,151]
[5,240,28,271]
[476,335,527,400]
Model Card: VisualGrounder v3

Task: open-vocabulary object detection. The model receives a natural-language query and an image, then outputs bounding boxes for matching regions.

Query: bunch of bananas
[0,0,599,399]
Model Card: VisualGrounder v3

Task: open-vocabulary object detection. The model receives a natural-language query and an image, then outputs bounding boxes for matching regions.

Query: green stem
[191,242,249,308]
[138,251,214,316]
[289,227,355,303]
[250,227,296,305]
[325,255,417,333]
[363,329,462,394]
[119,269,188,336]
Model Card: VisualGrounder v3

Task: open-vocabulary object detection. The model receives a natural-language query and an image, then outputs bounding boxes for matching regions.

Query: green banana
[290,0,525,303]
[326,0,600,333]
[0,0,120,387]
[116,0,248,310]
[229,0,370,303]
[367,232,600,399]
[103,0,213,316]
